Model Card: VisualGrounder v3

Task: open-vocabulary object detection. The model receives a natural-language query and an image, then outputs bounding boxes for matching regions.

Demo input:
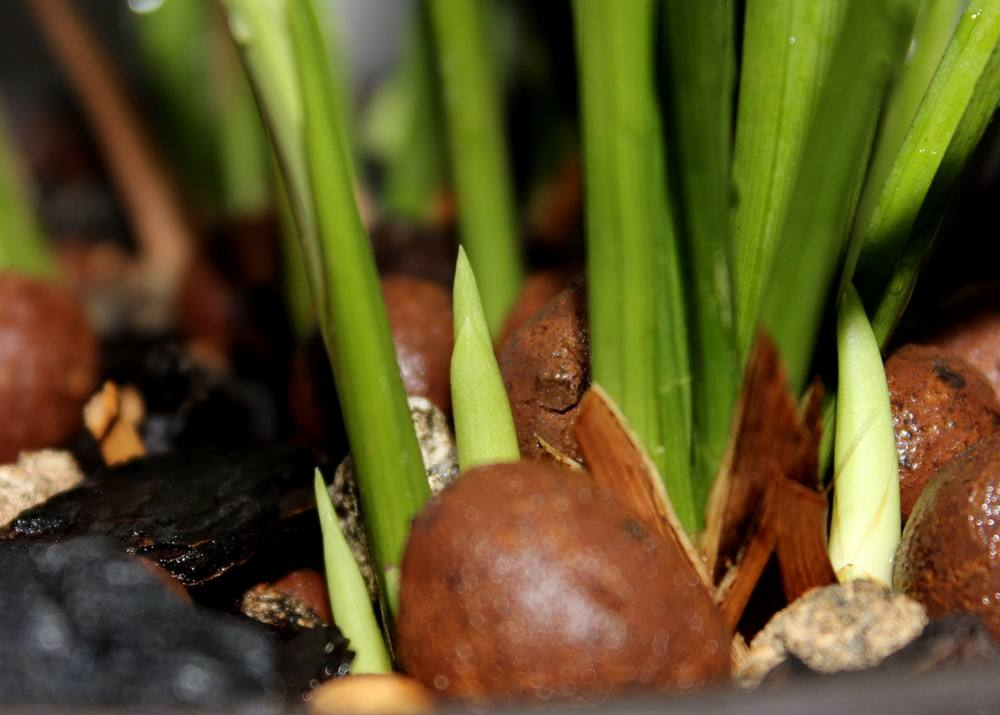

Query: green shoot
[661,1,740,508]
[314,471,392,674]
[287,0,429,601]
[572,0,695,532]
[731,0,844,354]
[759,0,919,393]
[451,247,520,472]
[428,0,523,337]
[828,286,900,585]
[0,106,55,277]
[847,0,1000,305]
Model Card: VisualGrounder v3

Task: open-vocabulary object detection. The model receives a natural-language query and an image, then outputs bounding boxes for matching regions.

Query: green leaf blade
[287,0,429,595]
[731,0,844,354]
[760,0,920,393]
[661,0,741,510]
[314,471,392,675]
[849,0,1000,305]
[573,0,695,532]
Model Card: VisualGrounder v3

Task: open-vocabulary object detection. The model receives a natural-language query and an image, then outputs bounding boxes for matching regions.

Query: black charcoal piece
[0,538,278,710]
[5,445,316,585]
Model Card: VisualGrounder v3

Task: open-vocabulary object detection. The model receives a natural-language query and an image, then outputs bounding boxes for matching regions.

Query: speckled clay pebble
[895,433,1000,640]
[739,580,927,686]
[0,449,83,526]
[885,344,1000,520]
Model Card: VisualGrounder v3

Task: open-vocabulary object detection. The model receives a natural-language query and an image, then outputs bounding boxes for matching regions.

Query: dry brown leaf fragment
[573,385,712,590]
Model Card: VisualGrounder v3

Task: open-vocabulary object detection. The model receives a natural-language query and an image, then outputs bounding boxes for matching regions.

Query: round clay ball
[894,433,1000,639]
[380,276,453,412]
[886,344,1000,521]
[0,273,99,462]
[499,279,589,463]
[396,460,729,702]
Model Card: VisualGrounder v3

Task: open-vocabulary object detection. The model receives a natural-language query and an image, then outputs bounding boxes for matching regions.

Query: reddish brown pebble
[381,276,453,412]
[895,433,1000,640]
[925,283,1000,398]
[498,266,578,346]
[0,273,99,462]
[274,568,332,624]
[500,279,589,463]
[397,461,729,702]
[886,344,1000,520]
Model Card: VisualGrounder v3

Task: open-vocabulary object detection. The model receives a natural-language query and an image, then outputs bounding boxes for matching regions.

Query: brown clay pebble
[499,279,589,463]
[274,568,332,624]
[895,433,1000,640]
[924,283,1000,398]
[396,461,729,702]
[886,344,1000,520]
[381,276,453,412]
[308,674,435,715]
[0,273,99,462]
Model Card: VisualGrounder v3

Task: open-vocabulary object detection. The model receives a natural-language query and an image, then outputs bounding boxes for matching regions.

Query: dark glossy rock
[5,445,315,585]
[0,538,277,710]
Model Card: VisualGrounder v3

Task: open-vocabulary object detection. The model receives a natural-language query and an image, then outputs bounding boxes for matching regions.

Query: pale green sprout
[313,471,391,675]
[451,247,520,472]
[828,286,900,585]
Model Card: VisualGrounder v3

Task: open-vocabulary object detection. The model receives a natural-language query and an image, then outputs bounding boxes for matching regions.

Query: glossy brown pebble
[0,274,99,463]
[396,461,730,702]
[895,433,1000,640]
[499,279,589,463]
[381,276,453,412]
[274,568,331,624]
[924,283,1000,398]
[886,344,1000,521]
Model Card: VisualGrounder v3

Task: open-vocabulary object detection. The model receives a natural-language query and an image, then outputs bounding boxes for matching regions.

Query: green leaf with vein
[573,0,695,532]
[731,0,844,355]
[661,0,740,512]
[760,0,919,393]
[846,0,1000,305]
